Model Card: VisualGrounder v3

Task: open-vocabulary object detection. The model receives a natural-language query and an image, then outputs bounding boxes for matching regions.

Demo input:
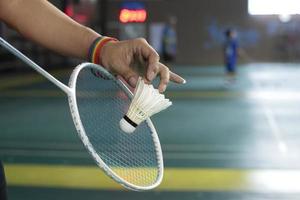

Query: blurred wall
[2,0,300,67]
[104,0,300,65]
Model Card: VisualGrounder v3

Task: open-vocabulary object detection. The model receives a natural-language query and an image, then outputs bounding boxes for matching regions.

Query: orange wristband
[88,37,118,65]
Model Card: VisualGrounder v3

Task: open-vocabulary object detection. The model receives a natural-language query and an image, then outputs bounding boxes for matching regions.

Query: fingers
[133,38,186,92]
[146,53,160,82]
[156,64,186,93]
[157,63,170,93]
[123,67,139,88]
[134,38,160,82]
[170,71,186,84]
[128,76,138,87]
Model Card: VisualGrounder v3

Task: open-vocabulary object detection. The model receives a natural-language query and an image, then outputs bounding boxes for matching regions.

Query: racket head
[67,63,164,191]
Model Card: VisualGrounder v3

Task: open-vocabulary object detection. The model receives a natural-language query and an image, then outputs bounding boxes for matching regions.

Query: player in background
[223,28,239,85]
[223,28,250,86]
[223,28,251,86]
[162,16,177,63]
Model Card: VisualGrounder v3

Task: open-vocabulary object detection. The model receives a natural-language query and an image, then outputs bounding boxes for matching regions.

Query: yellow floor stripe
[5,164,121,190]
[4,164,300,192]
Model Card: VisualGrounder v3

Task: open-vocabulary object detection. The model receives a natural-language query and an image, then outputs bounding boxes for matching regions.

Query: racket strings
[75,67,160,186]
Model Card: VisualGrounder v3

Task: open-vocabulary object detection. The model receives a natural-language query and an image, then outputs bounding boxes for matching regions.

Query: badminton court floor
[1,63,300,199]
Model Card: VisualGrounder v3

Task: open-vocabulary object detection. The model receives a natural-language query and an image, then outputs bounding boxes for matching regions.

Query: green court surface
[1,63,300,199]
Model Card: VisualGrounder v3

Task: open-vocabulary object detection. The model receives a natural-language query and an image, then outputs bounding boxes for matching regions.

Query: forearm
[0,0,100,59]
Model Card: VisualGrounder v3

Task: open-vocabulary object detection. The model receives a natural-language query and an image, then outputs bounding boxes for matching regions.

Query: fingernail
[148,71,155,81]
[160,85,167,93]
[182,79,187,84]
[128,77,137,87]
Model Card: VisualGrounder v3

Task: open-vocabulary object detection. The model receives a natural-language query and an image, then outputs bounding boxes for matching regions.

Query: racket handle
[0,37,71,94]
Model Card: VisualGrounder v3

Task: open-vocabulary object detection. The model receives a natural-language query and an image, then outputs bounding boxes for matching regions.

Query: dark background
[1,0,300,66]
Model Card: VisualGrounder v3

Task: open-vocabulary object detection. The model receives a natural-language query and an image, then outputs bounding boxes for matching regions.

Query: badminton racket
[0,37,163,191]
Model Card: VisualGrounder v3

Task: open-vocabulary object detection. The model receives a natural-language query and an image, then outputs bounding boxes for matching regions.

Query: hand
[100,38,186,93]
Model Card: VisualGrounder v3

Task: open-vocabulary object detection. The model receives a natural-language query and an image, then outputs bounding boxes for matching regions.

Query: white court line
[249,74,288,154]
[262,105,287,154]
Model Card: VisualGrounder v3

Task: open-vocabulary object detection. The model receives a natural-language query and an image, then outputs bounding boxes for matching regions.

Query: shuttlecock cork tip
[120,115,137,133]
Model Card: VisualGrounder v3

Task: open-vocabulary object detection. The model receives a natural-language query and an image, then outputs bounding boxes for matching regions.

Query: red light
[65,5,74,17]
[119,9,147,23]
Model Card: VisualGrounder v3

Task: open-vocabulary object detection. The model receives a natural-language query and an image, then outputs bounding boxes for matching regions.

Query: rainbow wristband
[88,36,118,65]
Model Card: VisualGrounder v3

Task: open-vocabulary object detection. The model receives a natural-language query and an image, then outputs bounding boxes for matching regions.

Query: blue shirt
[224,39,238,63]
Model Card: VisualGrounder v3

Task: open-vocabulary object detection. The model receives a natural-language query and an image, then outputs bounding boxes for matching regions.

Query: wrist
[88,36,118,66]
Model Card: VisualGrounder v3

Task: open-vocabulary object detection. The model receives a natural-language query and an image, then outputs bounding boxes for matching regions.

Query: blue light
[121,1,145,10]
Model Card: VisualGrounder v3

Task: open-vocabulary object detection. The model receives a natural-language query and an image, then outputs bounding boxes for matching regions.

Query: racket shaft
[0,37,71,94]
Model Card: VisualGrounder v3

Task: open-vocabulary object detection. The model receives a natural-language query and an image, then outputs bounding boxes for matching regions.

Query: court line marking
[262,106,288,153]
[2,89,300,102]
[249,76,288,154]
[1,148,299,161]
[0,141,249,152]
[4,163,300,192]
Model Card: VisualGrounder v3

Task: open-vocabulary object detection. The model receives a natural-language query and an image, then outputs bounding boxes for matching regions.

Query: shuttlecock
[120,77,172,133]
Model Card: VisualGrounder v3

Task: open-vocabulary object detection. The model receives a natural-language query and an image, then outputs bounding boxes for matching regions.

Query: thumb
[123,68,139,88]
